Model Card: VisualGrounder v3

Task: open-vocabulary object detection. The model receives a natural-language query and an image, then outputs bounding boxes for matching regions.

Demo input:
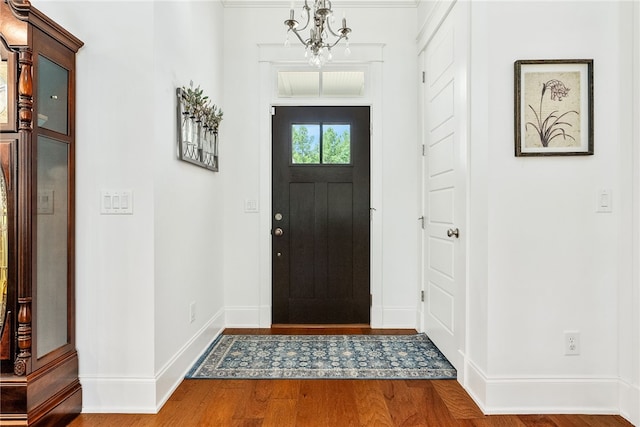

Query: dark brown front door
[272,106,370,324]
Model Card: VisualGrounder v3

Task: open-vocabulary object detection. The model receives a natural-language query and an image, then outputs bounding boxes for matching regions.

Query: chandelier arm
[325,18,341,38]
[296,3,312,32]
[290,29,309,47]
[326,34,347,49]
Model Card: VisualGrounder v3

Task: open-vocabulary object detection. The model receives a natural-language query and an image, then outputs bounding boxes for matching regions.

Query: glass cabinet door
[0,62,7,125]
[0,39,16,133]
[0,163,7,343]
[37,55,68,135]
[35,136,69,358]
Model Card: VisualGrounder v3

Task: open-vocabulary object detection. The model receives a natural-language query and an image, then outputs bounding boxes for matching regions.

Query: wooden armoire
[0,0,83,425]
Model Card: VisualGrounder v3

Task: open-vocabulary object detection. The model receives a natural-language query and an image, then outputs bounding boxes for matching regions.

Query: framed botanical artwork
[514,59,593,156]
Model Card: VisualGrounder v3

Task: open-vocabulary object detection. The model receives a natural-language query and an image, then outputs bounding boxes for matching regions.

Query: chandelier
[284,0,352,67]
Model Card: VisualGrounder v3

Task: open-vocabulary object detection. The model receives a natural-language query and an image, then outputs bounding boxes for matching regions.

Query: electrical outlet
[564,331,580,355]
[189,302,196,324]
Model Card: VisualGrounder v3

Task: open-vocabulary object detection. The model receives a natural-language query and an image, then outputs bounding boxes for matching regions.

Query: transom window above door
[291,123,351,165]
[278,71,365,98]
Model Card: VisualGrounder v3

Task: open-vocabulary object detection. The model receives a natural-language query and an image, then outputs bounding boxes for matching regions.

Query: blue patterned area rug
[186,334,456,380]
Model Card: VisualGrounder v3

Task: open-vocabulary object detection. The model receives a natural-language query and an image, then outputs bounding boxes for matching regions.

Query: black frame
[515,59,594,156]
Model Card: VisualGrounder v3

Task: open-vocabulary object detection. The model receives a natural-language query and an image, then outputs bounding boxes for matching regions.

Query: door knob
[447,228,459,238]
[274,227,284,237]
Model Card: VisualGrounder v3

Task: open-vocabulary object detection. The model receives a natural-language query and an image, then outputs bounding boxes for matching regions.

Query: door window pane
[322,124,351,164]
[37,55,68,134]
[322,72,365,97]
[292,124,320,164]
[277,71,365,98]
[291,123,351,165]
[278,72,320,97]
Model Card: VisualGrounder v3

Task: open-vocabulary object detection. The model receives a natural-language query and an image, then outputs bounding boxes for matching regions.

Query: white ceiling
[221,0,420,8]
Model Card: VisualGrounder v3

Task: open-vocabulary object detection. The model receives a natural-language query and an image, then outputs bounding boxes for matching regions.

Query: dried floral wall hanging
[177,81,224,171]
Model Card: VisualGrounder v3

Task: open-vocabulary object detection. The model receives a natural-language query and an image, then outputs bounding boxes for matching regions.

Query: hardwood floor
[68,329,634,427]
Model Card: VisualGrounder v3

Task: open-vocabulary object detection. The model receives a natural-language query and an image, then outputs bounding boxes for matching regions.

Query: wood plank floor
[68,328,634,427]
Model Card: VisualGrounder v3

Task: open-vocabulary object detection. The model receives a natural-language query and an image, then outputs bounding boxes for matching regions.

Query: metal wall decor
[176,82,223,171]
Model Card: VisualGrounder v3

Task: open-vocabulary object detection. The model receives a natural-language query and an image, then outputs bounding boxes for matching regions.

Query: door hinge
[422,144,427,156]
[370,294,373,307]
[271,106,276,116]
[422,71,425,83]
[421,290,425,302]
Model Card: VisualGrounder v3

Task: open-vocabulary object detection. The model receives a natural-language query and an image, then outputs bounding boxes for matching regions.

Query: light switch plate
[101,190,133,215]
[596,188,612,213]
[244,199,259,213]
[37,189,54,215]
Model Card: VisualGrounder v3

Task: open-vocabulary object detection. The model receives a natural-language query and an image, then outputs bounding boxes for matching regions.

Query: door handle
[447,228,459,238]
[274,227,284,237]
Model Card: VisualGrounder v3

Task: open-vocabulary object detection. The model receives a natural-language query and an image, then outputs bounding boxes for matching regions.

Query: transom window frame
[273,64,371,101]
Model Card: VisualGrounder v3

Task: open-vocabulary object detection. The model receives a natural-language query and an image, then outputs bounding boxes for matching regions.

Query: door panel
[429,135,455,176]
[289,182,315,299]
[428,283,454,333]
[421,2,468,371]
[272,106,370,324]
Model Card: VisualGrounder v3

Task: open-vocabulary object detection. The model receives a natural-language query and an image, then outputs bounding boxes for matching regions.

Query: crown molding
[222,0,419,8]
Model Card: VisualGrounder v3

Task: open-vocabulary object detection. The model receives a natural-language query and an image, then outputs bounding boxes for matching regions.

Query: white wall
[32,0,226,413]
[222,4,420,328]
[461,1,639,422]
[30,0,640,422]
[629,1,640,423]
[151,0,226,409]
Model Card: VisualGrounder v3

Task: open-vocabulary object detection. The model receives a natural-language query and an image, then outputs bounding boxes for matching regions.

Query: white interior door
[421,2,468,372]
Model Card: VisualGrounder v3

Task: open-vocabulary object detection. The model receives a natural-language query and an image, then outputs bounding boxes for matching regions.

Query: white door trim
[257,44,385,327]
[418,0,469,380]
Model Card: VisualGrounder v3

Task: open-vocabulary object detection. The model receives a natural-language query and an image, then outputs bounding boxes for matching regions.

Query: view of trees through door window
[291,123,351,165]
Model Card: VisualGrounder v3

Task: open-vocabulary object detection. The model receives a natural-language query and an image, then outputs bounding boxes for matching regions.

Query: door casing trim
[258,56,384,328]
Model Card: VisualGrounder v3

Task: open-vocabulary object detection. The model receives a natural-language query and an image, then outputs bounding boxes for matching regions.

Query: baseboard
[154,308,225,410]
[80,309,225,413]
[619,378,640,426]
[226,305,415,329]
[381,307,417,328]
[80,377,157,413]
[463,361,621,415]
[225,306,262,327]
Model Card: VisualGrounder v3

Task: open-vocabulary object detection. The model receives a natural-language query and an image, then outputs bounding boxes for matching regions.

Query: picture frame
[514,59,593,156]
